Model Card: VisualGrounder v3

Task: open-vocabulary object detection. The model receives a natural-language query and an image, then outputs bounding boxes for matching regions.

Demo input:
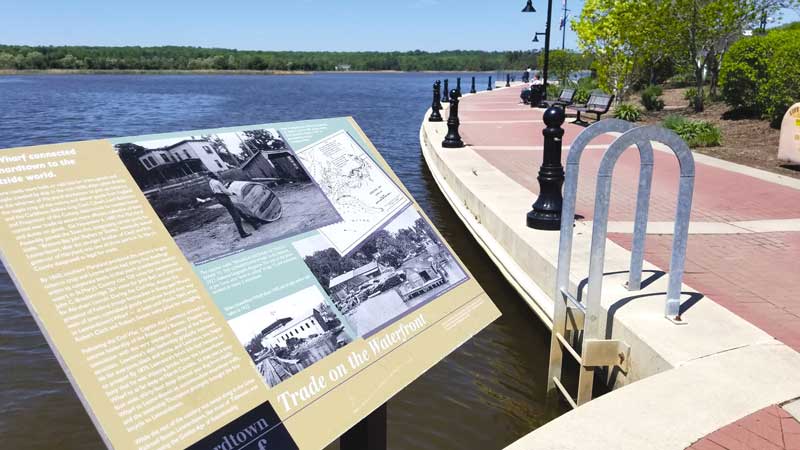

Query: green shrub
[668,72,694,88]
[761,37,800,126]
[574,87,591,104]
[546,83,562,99]
[641,85,665,111]
[662,114,687,130]
[719,27,800,125]
[719,34,772,111]
[683,88,706,109]
[613,104,642,122]
[572,77,600,103]
[576,76,599,91]
[693,124,722,147]
[662,115,721,147]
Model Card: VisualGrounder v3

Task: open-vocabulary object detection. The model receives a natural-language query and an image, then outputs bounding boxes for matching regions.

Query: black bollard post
[506,73,511,87]
[442,79,450,103]
[527,106,566,230]
[437,80,445,112]
[488,76,493,91]
[470,76,476,94]
[455,77,462,98]
[429,81,443,122]
[442,89,464,148]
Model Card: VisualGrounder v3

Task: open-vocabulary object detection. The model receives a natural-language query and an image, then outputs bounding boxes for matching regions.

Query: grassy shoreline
[0,69,503,76]
[0,69,313,76]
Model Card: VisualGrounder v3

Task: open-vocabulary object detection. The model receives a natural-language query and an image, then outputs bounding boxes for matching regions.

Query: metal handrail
[557,119,654,304]
[549,119,652,403]
[587,126,695,321]
[547,120,695,408]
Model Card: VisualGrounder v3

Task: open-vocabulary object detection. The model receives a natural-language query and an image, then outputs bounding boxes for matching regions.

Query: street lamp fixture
[522,0,536,12]
[522,0,554,103]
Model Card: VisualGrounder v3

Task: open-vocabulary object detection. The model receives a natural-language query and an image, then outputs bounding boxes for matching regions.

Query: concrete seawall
[420,85,800,449]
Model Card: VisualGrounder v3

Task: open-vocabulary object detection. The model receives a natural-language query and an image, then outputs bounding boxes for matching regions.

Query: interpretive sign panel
[778,102,800,164]
[0,117,500,450]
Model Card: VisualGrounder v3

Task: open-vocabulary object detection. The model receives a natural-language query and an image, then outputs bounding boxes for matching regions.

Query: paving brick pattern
[608,231,800,350]
[686,405,800,450]
[456,87,800,350]
[461,93,800,223]
[451,87,800,449]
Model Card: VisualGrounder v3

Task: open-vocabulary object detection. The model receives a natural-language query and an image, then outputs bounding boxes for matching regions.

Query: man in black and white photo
[114,128,342,264]
[208,172,260,239]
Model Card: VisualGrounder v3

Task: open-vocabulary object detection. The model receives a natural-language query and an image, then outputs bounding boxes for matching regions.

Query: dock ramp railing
[547,119,695,408]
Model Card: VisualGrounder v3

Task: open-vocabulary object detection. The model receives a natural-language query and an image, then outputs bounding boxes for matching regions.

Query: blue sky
[0,0,586,51]
[1,1,797,52]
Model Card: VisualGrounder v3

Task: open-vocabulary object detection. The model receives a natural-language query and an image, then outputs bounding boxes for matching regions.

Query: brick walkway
[455,86,800,449]
[686,405,800,450]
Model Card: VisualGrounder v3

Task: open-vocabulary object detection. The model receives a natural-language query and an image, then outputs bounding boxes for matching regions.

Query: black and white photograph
[114,128,342,264]
[293,206,468,337]
[227,286,353,388]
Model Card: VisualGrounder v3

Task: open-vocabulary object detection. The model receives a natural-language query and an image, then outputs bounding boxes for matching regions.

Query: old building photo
[293,206,468,337]
[227,286,353,388]
[115,128,341,264]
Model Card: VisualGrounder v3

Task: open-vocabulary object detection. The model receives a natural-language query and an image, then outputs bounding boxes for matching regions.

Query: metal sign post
[340,404,387,450]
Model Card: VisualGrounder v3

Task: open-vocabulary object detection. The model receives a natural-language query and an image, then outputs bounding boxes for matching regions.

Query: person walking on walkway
[208,172,259,239]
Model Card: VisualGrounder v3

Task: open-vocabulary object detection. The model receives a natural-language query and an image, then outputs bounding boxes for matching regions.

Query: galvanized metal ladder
[547,120,696,408]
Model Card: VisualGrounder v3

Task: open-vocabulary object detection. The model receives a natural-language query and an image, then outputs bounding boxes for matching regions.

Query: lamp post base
[526,209,561,230]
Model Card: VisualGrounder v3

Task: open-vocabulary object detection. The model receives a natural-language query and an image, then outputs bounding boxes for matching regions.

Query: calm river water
[0,73,557,450]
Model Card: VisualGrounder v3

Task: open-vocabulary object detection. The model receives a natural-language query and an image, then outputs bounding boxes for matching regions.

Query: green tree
[202,134,240,167]
[753,0,800,33]
[0,52,14,69]
[0,45,549,72]
[573,0,669,99]
[114,143,151,189]
[239,129,284,155]
[670,0,760,111]
[540,50,582,84]
[23,51,46,69]
[56,54,84,69]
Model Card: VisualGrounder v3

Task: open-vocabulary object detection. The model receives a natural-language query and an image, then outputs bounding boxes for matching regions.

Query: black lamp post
[523,0,553,102]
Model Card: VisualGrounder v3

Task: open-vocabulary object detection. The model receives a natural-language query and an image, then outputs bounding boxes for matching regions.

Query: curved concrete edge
[419,118,554,328]
[504,342,800,450]
[418,95,800,449]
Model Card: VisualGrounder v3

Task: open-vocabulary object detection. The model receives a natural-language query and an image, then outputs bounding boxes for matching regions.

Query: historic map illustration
[295,130,410,255]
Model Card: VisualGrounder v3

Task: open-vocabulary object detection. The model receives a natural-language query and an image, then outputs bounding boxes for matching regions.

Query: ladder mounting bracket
[583,339,631,373]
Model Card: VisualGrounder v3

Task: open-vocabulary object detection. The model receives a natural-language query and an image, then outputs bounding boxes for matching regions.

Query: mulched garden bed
[634,88,799,179]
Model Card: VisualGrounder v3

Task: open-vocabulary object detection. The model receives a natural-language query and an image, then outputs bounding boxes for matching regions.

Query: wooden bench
[568,93,615,126]
[543,88,576,108]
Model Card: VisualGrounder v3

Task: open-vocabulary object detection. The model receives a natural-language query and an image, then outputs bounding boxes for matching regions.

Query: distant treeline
[0,45,559,72]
